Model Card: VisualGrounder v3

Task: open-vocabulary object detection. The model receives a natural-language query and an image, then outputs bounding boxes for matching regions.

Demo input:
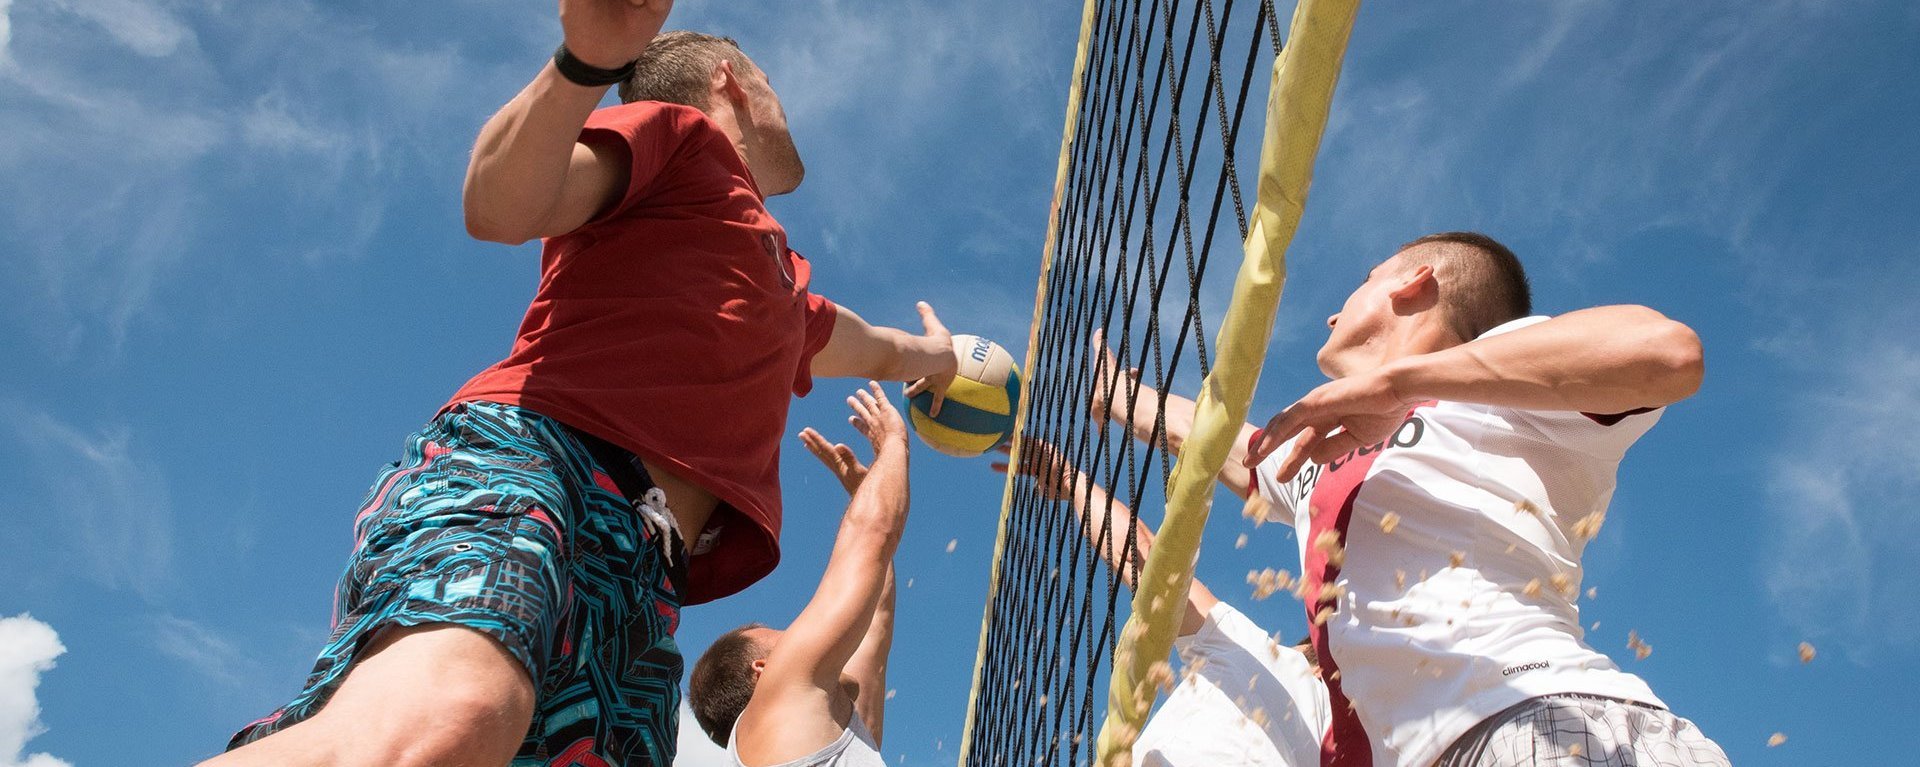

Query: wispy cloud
[1762,338,1920,656]
[48,0,193,58]
[0,0,529,357]
[149,613,258,688]
[2,404,174,597]
[0,614,71,767]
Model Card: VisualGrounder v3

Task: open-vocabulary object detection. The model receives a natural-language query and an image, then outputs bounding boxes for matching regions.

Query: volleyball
[909,335,1022,457]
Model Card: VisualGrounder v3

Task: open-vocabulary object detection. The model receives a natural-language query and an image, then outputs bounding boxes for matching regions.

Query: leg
[197,624,534,767]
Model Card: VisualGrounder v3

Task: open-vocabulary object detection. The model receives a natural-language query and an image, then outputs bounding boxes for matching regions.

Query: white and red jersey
[1134,602,1331,767]
[1249,316,1666,767]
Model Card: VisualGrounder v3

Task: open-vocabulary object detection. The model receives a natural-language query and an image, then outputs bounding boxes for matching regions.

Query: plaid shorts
[229,401,688,766]
[1436,694,1730,767]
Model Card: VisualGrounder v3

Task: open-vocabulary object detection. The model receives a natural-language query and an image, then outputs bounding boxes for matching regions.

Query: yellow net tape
[1094,0,1360,763]
[955,0,1103,763]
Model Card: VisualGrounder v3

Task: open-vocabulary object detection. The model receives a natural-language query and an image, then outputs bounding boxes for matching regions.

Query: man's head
[1316,231,1531,378]
[621,31,804,195]
[687,623,784,746]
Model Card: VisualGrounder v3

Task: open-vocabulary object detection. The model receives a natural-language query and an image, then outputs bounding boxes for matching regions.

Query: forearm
[1113,382,1257,498]
[1385,305,1704,414]
[786,449,910,680]
[847,569,895,743]
[463,63,605,244]
[813,306,955,382]
[1065,478,1147,585]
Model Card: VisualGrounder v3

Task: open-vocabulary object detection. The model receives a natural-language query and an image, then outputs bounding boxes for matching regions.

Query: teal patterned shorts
[229,401,688,766]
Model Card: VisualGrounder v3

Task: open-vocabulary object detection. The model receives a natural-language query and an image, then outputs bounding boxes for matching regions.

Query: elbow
[1642,317,1704,404]
[463,206,536,246]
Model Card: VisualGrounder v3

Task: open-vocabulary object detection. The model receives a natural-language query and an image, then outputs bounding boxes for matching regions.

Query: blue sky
[1,1,1916,765]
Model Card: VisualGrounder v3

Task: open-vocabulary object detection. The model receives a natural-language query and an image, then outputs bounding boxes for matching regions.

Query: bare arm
[740,385,909,762]
[811,303,961,412]
[1386,305,1703,413]
[1250,305,1705,481]
[996,440,1216,635]
[1090,332,1260,498]
[842,568,895,743]
[795,428,896,743]
[462,1,671,244]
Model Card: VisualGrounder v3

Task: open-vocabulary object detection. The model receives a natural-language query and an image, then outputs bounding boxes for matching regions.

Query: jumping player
[686,383,909,767]
[1100,232,1728,765]
[996,438,1330,767]
[203,2,962,765]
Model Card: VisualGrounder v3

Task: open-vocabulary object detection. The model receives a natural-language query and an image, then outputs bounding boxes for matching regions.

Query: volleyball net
[958,0,1358,764]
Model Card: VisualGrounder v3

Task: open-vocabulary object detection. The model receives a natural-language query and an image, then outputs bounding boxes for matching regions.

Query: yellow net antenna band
[954,0,1104,763]
[1095,0,1360,763]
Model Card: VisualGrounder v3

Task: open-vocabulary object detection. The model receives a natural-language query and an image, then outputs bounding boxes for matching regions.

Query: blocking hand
[990,438,1081,502]
[1245,368,1411,483]
[559,0,674,70]
[800,427,869,496]
[1087,329,1140,423]
[847,381,909,457]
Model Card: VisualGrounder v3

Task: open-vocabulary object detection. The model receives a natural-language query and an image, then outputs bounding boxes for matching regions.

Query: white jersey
[1250,316,1666,767]
[729,712,886,767]
[1135,602,1332,767]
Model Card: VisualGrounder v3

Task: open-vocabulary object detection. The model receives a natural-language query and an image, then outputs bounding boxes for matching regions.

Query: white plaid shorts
[1435,694,1730,767]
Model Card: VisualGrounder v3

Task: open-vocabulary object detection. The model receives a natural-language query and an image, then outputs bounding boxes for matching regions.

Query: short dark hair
[1394,231,1531,339]
[619,31,755,107]
[687,623,768,746]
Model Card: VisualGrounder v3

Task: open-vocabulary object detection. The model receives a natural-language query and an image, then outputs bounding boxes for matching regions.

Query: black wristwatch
[553,44,636,88]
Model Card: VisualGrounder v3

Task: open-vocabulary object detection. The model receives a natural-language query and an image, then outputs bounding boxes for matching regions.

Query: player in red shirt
[204,3,961,766]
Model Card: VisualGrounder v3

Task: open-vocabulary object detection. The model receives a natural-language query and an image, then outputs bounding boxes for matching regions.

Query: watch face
[763,232,795,289]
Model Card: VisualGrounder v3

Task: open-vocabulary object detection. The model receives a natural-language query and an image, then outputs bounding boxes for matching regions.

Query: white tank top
[728,713,886,767]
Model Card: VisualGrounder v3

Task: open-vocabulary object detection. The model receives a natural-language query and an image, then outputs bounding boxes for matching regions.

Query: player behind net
[994,437,1331,767]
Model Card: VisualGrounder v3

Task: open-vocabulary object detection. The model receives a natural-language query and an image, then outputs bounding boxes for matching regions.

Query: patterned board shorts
[1435,694,1731,767]
[228,401,689,767]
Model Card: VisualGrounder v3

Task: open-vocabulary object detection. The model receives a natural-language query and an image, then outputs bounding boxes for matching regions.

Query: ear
[714,59,751,110]
[1387,263,1437,305]
[750,657,768,681]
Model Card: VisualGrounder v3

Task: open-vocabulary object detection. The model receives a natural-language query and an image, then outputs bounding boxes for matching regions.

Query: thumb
[917,301,948,336]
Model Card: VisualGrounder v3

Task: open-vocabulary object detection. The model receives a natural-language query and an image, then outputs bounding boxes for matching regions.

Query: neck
[1377,316,1464,367]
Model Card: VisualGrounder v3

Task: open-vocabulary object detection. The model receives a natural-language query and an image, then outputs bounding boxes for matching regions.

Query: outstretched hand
[903,302,958,416]
[847,381,909,458]
[1245,368,1412,483]
[559,0,674,70]
[990,438,1082,502]
[1087,330,1141,423]
[800,428,869,496]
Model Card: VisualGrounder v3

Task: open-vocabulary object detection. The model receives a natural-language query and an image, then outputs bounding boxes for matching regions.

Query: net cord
[1092,0,1360,763]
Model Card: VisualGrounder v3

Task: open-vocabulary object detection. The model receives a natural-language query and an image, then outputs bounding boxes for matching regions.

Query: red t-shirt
[447,101,838,605]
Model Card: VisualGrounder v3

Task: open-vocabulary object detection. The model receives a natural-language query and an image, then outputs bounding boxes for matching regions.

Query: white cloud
[1763,341,1920,655]
[0,0,14,62]
[0,615,71,767]
[4,406,174,597]
[51,0,194,57]
[676,702,731,767]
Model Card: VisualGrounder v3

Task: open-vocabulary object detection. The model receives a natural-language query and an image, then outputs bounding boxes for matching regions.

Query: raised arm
[1090,331,1260,498]
[1250,305,1705,481]
[811,303,961,412]
[740,385,909,758]
[996,439,1216,635]
[795,427,895,744]
[462,0,671,244]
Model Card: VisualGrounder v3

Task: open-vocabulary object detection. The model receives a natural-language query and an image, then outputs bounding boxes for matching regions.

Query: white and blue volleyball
[909,335,1022,457]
